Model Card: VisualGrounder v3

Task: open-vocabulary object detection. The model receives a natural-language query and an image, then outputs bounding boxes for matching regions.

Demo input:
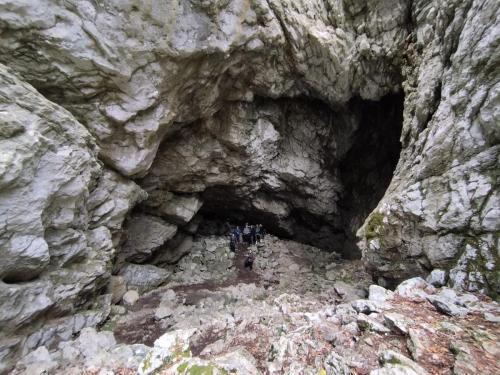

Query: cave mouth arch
[188,93,405,259]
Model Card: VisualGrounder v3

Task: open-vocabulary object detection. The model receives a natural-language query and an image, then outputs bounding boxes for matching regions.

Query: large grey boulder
[88,170,147,233]
[142,190,203,225]
[370,350,429,375]
[0,63,100,283]
[395,278,436,299]
[120,214,177,264]
[119,263,170,293]
[426,269,447,287]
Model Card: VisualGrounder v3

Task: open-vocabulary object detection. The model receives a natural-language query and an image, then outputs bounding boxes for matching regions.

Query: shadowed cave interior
[136,93,404,261]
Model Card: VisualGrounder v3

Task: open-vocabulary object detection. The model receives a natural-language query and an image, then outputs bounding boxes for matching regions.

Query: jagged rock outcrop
[0,0,499,372]
[0,64,145,371]
[358,0,500,296]
[0,0,407,178]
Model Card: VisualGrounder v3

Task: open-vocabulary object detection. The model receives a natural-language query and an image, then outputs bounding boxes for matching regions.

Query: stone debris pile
[11,237,499,375]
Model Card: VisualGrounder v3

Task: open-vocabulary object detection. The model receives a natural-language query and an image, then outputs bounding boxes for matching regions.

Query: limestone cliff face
[0,64,146,369]
[0,0,407,177]
[358,0,499,295]
[0,0,498,370]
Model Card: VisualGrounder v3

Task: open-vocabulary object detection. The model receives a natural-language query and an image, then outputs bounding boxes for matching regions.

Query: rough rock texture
[0,64,145,372]
[119,263,171,293]
[0,0,407,177]
[119,213,177,264]
[0,0,496,278]
[358,0,500,297]
[12,237,500,375]
[141,96,403,254]
[0,0,499,371]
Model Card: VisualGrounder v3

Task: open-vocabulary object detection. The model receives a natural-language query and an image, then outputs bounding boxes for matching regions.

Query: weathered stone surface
[0,0,408,179]
[359,0,500,296]
[142,190,203,225]
[426,269,447,288]
[15,346,57,375]
[426,295,469,317]
[371,350,429,375]
[120,214,177,264]
[88,170,147,233]
[369,285,395,302]
[0,63,100,283]
[21,294,112,357]
[11,236,500,375]
[357,314,391,334]
[395,278,436,299]
[323,352,350,375]
[107,276,127,304]
[138,328,197,375]
[0,64,132,371]
[0,0,498,370]
[153,234,194,266]
[122,290,140,309]
[119,263,170,293]
[334,281,367,302]
[352,300,385,315]
[384,313,409,334]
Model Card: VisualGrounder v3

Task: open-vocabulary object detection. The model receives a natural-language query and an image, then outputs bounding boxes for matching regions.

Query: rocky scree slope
[0,0,499,372]
[11,236,500,375]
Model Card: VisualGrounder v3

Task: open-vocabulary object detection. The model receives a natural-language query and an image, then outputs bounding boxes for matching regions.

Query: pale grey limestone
[0,0,498,371]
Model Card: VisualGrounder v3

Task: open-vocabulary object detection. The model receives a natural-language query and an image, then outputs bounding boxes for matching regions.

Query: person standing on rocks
[259,224,266,240]
[244,250,255,270]
[234,226,241,244]
[256,225,261,243]
[250,224,257,245]
[229,234,236,253]
[243,223,251,245]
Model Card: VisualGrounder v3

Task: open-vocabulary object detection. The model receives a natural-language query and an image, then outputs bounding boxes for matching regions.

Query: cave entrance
[193,93,404,259]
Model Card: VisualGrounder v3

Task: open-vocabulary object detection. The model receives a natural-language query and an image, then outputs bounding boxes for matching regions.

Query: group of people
[229,223,266,249]
[228,223,267,270]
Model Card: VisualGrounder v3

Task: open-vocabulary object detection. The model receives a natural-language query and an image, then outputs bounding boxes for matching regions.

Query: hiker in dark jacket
[250,225,256,245]
[242,223,251,245]
[244,251,255,270]
[255,225,261,243]
[234,226,241,244]
[229,235,236,252]
[258,224,266,240]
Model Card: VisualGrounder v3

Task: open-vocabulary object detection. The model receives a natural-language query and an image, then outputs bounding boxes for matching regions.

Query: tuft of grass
[365,212,385,241]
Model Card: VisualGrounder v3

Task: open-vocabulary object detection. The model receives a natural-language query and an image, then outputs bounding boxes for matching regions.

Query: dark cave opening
[194,93,404,259]
[337,93,404,257]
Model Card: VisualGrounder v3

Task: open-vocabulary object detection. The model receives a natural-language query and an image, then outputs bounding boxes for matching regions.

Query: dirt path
[114,241,262,346]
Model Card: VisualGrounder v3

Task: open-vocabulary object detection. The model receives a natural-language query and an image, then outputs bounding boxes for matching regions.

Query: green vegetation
[458,235,500,301]
[268,344,278,361]
[100,318,117,332]
[177,362,189,373]
[141,352,153,372]
[365,212,385,241]
[187,364,215,375]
